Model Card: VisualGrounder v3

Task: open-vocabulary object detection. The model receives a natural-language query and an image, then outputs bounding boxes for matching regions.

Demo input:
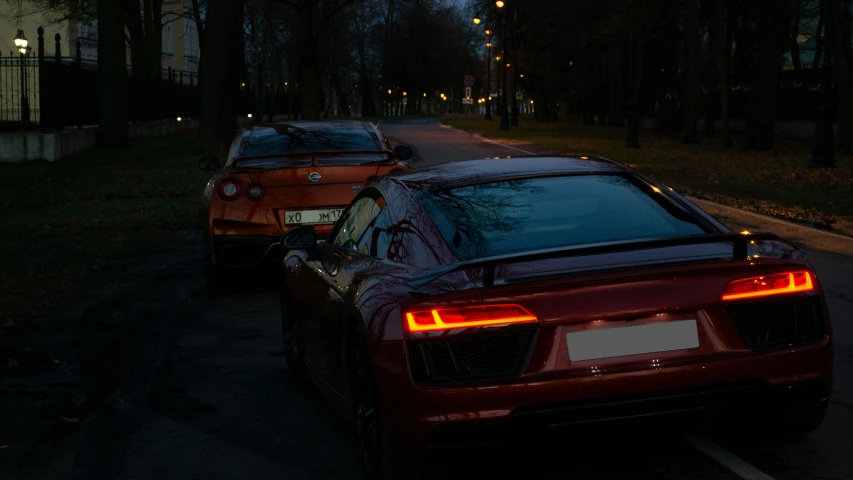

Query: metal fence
[0,54,39,129]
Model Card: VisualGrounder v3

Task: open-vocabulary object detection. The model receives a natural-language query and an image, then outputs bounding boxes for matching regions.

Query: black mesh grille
[409,328,536,384]
[725,296,826,350]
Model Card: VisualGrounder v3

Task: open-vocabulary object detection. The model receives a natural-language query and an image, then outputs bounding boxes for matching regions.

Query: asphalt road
[2,117,851,480]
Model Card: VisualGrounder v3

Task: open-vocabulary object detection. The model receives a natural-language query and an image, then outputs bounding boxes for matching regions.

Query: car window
[329,197,381,252]
[415,174,708,261]
[242,125,380,157]
[357,201,393,258]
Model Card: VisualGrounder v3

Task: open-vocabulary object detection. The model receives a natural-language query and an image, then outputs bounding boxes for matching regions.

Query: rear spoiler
[405,232,785,290]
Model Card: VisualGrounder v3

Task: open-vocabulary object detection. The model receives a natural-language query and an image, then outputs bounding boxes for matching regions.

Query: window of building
[162,24,173,54]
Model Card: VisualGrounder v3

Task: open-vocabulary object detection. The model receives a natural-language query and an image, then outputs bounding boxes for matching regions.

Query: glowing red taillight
[217,179,242,201]
[722,270,816,301]
[246,182,265,200]
[404,304,537,333]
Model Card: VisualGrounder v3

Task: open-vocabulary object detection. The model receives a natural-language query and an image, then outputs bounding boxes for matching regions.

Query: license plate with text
[283,208,344,225]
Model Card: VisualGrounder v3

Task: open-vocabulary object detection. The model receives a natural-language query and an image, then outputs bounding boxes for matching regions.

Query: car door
[299,194,384,391]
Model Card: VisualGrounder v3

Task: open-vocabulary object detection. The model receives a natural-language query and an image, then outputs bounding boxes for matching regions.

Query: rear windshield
[241,125,381,157]
[415,174,708,260]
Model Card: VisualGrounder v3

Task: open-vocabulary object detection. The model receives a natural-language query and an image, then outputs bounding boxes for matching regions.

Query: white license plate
[566,320,699,362]
[283,208,344,226]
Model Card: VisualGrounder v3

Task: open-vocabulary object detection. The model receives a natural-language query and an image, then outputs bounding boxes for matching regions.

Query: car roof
[392,156,628,189]
[251,119,378,132]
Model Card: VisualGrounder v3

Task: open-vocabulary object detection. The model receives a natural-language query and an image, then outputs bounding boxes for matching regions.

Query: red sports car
[280,156,833,479]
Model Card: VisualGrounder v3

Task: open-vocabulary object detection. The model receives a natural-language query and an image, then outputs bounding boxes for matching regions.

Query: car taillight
[217,179,242,201]
[246,182,265,200]
[404,304,537,333]
[722,270,816,301]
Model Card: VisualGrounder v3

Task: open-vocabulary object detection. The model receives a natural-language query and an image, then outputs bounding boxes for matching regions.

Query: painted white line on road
[474,135,538,155]
[684,435,776,480]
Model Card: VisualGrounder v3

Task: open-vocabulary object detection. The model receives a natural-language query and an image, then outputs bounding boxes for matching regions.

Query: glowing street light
[473,16,481,25]
[387,89,392,94]
[403,91,407,96]
[13,30,28,54]
[496,1,505,8]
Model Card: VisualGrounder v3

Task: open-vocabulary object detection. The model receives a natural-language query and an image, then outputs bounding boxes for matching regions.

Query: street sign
[464,75,475,87]
[465,87,472,98]
[462,98,474,104]
[516,91,523,100]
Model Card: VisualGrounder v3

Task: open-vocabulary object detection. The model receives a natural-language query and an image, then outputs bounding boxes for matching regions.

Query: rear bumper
[426,380,829,447]
[372,339,833,454]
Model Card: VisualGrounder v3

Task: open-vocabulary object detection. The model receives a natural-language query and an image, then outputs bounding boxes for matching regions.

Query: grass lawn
[0,133,208,324]
[443,115,853,233]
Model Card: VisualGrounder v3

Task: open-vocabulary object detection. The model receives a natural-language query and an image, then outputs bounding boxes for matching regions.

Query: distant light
[506,63,511,67]
[241,82,246,87]
[486,41,493,47]
[530,100,534,104]
[388,89,392,94]
[740,230,752,235]
[580,156,589,160]
[496,1,505,7]
[520,74,525,78]
[285,82,289,86]
[485,28,492,35]
[473,16,481,25]
[423,93,426,97]
[496,56,501,61]
[569,61,574,66]
[177,116,182,122]
[403,91,407,96]
[248,113,253,118]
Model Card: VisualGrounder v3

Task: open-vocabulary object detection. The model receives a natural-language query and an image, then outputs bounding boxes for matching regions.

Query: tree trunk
[295,0,321,118]
[355,6,376,116]
[97,0,128,147]
[681,0,700,144]
[197,0,244,156]
[716,0,733,147]
[745,0,783,150]
[813,0,825,69]
[791,0,802,70]
[832,0,853,153]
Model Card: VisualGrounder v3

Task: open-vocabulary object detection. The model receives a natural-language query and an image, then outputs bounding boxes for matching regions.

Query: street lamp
[810,0,835,167]
[14,30,30,125]
[485,31,493,120]
[497,2,510,131]
[625,0,640,148]
[473,16,481,25]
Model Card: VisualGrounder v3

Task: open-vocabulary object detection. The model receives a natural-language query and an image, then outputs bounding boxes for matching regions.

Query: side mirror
[199,155,220,171]
[281,225,318,250]
[394,145,414,161]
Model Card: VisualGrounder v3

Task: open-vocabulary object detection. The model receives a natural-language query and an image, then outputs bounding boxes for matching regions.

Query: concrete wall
[0,114,294,163]
[0,128,96,162]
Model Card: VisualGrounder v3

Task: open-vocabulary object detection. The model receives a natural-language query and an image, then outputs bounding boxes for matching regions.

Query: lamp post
[810,0,835,168]
[497,1,510,131]
[485,31,493,120]
[509,5,519,126]
[625,1,639,148]
[14,30,30,126]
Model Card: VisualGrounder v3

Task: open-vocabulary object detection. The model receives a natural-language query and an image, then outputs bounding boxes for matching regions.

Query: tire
[348,326,408,480]
[204,258,224,289]
[280,288,310,386]
[782,409,827,437]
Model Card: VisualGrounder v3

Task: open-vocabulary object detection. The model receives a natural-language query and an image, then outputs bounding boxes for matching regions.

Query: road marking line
[475,135,537,155]
[684,435,776,480]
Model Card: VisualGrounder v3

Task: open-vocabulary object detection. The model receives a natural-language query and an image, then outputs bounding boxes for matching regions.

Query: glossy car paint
[201,120,411,267]
[283,156,834,456]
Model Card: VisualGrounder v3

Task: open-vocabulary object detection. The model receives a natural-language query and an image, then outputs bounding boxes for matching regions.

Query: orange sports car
[198,120,412,285]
